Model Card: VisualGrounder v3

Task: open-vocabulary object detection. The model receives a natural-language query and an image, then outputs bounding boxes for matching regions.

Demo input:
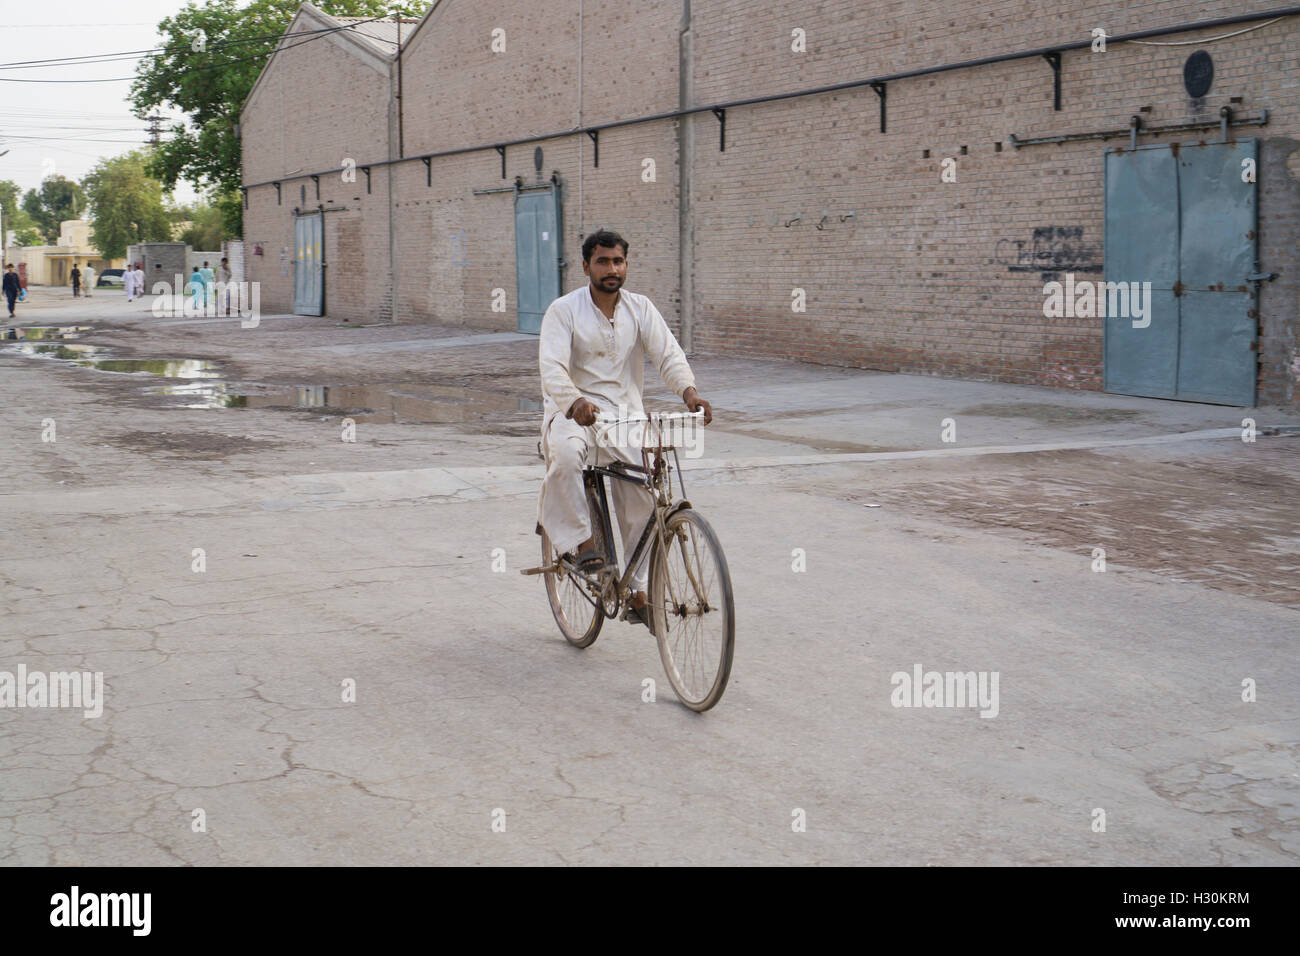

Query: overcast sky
[0,0,244,205]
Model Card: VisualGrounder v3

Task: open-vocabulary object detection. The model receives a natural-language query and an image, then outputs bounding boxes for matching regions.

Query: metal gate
[293,211,323,316]
[1104,140,1258,406]
[514,185,562,334]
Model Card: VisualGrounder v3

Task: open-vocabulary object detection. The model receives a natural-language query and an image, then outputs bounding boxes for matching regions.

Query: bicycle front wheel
[649,509,735,712]
[542,528,604,648]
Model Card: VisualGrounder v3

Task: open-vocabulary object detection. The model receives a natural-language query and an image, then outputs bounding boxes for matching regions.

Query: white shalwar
[537,284,696,593]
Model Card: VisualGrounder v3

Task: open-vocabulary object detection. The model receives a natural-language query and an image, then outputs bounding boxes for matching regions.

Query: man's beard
[599,275,623,290]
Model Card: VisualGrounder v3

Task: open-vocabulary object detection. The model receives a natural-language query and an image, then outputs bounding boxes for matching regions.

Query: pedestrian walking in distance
[200,260,215,307]
[218,257,234,315]
[3,264,19,318]
[82,263,95,297]
[188,266,204,310]
[134,262,145,305]
[124,261,136,302]
[71,263,81,298]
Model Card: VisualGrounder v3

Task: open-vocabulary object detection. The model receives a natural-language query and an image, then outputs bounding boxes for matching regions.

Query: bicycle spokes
[651,510,734,711]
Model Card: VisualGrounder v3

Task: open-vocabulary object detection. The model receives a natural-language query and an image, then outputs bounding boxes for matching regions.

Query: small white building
[9,220,123,286]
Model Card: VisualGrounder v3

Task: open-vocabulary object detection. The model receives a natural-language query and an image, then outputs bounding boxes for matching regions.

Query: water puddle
[147,381,542,423]
[6,335,539,423]
[7,342,218,377]
[2,325,94,341]
[1,327,96,343]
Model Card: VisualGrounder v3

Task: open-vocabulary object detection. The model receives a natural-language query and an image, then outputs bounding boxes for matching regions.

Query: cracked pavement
[1,291,1298,865]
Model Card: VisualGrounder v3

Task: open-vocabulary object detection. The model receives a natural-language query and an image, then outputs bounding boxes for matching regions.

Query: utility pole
[146,114,164,146]
[0,149,8,269]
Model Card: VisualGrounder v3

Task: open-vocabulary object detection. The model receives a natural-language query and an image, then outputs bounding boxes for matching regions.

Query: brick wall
[687,1,1299,404]
[240,7,396,321]
[393,0,682,333]
[240,1,1300,405]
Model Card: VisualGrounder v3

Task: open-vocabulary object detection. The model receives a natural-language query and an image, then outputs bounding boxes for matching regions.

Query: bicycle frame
[584,445,690,616]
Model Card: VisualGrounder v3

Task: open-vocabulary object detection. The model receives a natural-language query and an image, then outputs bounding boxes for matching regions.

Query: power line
[0,16,389,72]
[4,23,157,28]
[0,135,150,143]
[0,17,384,83]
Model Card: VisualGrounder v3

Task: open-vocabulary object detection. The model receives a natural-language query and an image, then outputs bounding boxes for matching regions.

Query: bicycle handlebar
[592,410,705,426]
[590,409,705,449]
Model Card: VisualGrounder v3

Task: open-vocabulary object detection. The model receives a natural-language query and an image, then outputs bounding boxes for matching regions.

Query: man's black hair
[582,230,628,263]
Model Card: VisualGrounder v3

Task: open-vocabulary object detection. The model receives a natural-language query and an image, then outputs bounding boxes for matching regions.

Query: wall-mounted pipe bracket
[870,81,887,133]
[1042,51,1062,110]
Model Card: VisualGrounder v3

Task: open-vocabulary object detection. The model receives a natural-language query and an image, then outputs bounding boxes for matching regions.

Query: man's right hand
[567,397,599,427]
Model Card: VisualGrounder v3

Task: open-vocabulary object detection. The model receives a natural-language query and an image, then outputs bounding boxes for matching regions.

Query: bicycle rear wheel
[542,528,604,648]
[649,509,734,711]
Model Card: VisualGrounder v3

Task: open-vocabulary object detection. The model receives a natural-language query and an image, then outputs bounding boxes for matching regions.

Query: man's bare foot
[631,591,648,609]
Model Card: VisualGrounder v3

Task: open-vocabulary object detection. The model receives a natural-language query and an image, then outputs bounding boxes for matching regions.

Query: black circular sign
[1184,50,1213,98]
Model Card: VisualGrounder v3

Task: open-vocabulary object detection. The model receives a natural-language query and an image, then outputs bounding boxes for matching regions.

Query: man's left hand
[683,387,712,425]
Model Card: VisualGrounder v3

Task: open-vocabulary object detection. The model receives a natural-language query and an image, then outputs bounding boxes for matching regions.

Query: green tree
[0,179,40,245]
[21,176,87,244]
[10,228,43,247]
[176,190,232,250]
[81,151,173,259]
[130,0,426,237]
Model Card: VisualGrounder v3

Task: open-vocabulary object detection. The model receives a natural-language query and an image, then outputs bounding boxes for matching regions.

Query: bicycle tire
[648,509,735,711]
[542,527,604,648]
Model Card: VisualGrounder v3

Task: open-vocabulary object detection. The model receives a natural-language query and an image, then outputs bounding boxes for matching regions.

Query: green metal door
[293,211,323,316]
[1104,140,1258,406]
[514,186,561,334]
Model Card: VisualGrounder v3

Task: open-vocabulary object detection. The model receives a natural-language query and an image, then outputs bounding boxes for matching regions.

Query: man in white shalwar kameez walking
[124,262,136,301]
[537,230,712,627]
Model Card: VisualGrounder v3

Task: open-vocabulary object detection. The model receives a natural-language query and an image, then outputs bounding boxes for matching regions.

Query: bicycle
[522,410,735,712]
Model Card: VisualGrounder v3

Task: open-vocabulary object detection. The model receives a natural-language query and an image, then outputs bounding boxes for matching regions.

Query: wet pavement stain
[960,402,1144,425]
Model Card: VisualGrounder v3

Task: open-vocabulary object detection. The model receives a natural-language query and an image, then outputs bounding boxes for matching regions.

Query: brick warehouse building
[240,2,1300,407]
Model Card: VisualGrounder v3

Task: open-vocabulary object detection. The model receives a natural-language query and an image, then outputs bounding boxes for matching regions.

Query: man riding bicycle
[537,229,712,627]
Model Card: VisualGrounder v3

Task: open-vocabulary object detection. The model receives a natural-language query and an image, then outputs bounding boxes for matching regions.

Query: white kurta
[537,285,697,589]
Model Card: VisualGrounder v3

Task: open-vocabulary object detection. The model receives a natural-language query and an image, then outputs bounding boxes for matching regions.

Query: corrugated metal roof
[330,16,420,54]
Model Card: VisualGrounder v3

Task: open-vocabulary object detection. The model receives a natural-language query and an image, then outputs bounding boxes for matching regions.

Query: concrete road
[2,288,1297,865]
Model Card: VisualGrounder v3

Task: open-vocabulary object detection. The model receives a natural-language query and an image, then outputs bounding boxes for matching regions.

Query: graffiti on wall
[996,226,1101,280]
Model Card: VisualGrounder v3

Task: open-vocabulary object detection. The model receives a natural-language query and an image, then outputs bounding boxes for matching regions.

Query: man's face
[584,244,627,294]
